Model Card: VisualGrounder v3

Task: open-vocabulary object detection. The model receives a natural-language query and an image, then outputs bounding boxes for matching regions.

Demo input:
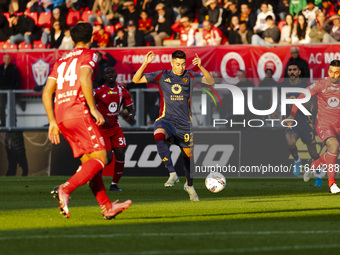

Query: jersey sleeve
[188,70,204,84]
[122,87,134,107]
[290,81,321,117]
[80,51,98,74]
[144,70,165,84]
[48,60,59,80]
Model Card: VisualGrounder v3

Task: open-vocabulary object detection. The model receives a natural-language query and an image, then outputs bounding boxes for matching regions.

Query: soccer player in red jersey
[287,60,340,194]
[94,67,135,191]
[42,23,131,219]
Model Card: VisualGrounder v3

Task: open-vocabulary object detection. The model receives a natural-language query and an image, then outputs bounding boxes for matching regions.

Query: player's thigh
[284,128,299,145]
[175,128,193,150]
[316,122,337,145]
[154,119,175,140]
[58,117,105,158]
[299,122,316,145]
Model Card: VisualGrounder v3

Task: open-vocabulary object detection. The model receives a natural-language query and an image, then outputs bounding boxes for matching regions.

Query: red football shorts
[316,120,340,144]
[102,126,126,151]
[58,116,106,158]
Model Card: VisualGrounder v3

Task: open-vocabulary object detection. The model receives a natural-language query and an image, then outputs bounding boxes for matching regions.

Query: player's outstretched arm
[132,51,155,84]
[42,78,60,145]
[80,66,105,126]
[193,53,214,85]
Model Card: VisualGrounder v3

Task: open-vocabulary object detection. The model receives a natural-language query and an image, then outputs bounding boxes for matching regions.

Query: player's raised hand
[193,53,202,68]
[48,122,60,145]
[144,51,156,64]
[91,108,105,126]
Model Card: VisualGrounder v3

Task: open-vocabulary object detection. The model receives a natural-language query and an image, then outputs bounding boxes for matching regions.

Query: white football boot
[330,183,340,194]
[184,183,200,201]
[164,172,179,187]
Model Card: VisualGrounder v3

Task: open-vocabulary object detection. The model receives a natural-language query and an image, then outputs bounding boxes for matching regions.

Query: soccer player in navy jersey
[132,50,214,201]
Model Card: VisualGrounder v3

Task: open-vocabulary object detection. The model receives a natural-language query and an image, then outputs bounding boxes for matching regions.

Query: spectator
[290,0,307,19]
[92,24,111,48]
[322,0,336,19]
[277,0,290,21]
[174,0,201,21]
[89,0,115,26]
[238,3,256,30]
[199,0,224,29]
[118,0,140,28]
[222,0,239,28]
[252,15,280,45]
[48,20,64,48]
[171,16,196,46]
[322,13,340,42]
[309,11,326,43]
[303,0,320,26]
[202,20,227,45]
[253,3,275,35]
[0,14,10,42]
[111,0,124,26]
[256,68,276,111]
[292,13,311,43]
[0,54,20,127]
[279,14,294,44]
[228,15,240,31]
[8,0,28,13]
[58,28,73,49]
[8,13,42,46]
[138,10,153,35]
[228,20,253,44]
[123,20,145,47]
[145,3,172,46]
[93,51,117,89]
[113,28,124,47]
[41,7,67,46]
[26,0,53,14]
[284,47,310,79]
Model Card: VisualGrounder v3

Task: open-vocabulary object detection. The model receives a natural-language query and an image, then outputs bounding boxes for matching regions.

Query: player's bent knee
[154,132,165,141]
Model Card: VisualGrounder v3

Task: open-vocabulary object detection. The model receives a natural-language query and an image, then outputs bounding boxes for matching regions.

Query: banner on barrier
[1,44,339,90]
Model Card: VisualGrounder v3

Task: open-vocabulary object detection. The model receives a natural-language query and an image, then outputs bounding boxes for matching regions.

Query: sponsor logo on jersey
[109,91,117,94]
[109,102,118,112]
[164,78,171,83]
[328,97,340,107]
[171,84,182,94]
[328,86,340,90]
[32,58,49,86]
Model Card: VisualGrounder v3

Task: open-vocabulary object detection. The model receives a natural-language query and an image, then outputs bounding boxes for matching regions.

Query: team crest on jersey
[182,78,188,84]
[328,97,340,107]
[32,58,49,86]
[164,78,171,83]
[171,84,182,94]
[109,102,118,112]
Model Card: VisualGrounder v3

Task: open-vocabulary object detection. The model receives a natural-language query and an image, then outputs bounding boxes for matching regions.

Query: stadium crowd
[0,0,339,49]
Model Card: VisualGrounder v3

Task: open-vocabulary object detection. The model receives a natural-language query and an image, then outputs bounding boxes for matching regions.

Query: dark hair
[307,0,315,4]
[70,22,93,44]
[330,60,340,67]
[172,50,186,60]
[265,15,273,21]
[265,68,273,74]
[288,61,300,70]
[296,14,307,40]
[285,14,294,38]
[239,21,247,26]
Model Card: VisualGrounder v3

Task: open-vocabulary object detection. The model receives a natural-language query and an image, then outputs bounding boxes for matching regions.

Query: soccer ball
[205,172,226,193]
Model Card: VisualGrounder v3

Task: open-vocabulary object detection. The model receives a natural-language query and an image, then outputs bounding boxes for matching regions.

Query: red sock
[62,158,105,194]
[88,172,111,212]
[323,152,337,187]
[112,160,124,184]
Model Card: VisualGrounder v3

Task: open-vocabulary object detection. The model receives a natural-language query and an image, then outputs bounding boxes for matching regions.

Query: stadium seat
[104,25,115,35]
[26,12,38,25]
[277,20,286,32]
[3,42,18,50]
[19,42,32,49]
[66,10,80,27]
[33,40,47,49]
[80,10,92,23]
[0,42,5,49]
[37,12,51,28]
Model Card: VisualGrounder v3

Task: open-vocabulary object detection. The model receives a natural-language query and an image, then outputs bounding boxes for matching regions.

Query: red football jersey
[291,77,340,125]
[202,26,225,45]
[48,47,98,124]
[94,84,133,129]
[171,21,196,46]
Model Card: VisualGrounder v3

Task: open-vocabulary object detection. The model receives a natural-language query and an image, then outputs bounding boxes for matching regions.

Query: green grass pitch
[1,176,340,255]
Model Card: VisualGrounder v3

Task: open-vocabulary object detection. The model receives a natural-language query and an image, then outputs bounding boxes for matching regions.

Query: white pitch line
[1,230,340,241]
[56,244,340,255]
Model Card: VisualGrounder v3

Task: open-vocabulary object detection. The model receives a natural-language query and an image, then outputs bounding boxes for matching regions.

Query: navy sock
[156,140,175,173]
[183,158,193,186]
